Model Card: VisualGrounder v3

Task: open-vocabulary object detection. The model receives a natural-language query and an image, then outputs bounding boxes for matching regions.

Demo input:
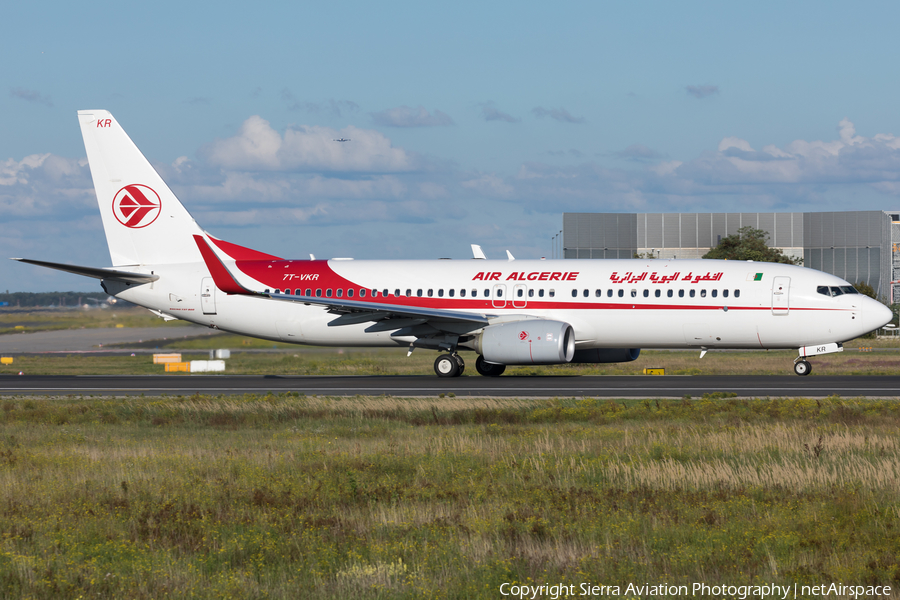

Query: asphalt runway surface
[0,374,898,397]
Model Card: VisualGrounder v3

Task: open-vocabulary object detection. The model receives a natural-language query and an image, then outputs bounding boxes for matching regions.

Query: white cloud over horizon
[200,116,415,172]
[5,116,900,290]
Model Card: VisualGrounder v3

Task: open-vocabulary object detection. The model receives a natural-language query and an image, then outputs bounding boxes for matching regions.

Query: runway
[0,374,897,397]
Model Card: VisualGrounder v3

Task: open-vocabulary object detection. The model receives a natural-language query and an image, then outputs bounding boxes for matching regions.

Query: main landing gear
[434,353,465,377]
[433,353,507,377]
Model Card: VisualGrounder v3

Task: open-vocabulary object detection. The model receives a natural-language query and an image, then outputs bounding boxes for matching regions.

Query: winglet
[193,235,255,295]
[471,244,487,259]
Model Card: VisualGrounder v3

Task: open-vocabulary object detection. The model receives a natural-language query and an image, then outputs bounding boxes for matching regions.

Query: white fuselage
[109,257,890,352]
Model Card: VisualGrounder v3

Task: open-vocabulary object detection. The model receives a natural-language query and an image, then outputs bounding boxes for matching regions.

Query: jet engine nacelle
[473,320,575,365]
[571,348,641,363]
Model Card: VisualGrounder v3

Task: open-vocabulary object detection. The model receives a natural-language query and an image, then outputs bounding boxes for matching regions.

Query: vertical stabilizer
[78,110,204,267]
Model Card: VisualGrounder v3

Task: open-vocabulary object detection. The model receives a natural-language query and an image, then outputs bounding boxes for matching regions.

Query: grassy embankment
[0,394,899,598]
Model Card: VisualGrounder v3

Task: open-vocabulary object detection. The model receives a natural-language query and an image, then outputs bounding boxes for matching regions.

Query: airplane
[333,138,351,142]
[13,110,894,377]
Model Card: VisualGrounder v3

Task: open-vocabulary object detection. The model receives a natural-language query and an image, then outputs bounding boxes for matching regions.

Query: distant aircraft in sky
[333,138,350,142]
[13,111,893,378]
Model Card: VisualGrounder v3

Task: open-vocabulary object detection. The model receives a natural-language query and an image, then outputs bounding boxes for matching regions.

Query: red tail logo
[112,184,161,228]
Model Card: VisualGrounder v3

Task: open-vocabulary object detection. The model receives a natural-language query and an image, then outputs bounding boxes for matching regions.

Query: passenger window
[539,289,545,297]
[497,289,503,297]
[517,289,524,297]
[678,289,684,298]
[723,289,728,298]
[571,289,578,298]
[406,289,411,297]
[549,289,555,297]
[326,289,333,297]
[448,289,453,297]
[583,289,589,297]
[618,289,624,298]
[348,289,354,298]
[655,289,661,298]
[607,289,613,297]
[394,289,400,297]
[472,289,477,297]
[275,289,281,294]
[264,289,270,293]
[316,289,322,297]
[700,289,706,298]
[305,288,311,296]
[735,289,740,298]
[417,289,423,297]
[711,289,717,298]
[484,289,489,297]
[336,289,343,298]
[360,289,366,298]
[528,289,534,297]
[631,289,637,298]
[460,289,465,297]
[438,289,444,297]
[690,290,695,298]
[667,289,673,298]
[642,289,649,298]
[427,289,433,297]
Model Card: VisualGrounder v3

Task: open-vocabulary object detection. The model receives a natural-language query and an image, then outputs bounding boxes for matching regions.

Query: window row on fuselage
[265,286,743,301]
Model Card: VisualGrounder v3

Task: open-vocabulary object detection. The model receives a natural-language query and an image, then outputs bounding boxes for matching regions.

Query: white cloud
[462,174,514,198]
[685,85,719,99]
[532,106,586,124]
[201,116,415,172]
[371,105,454,127]
[480,103,520,123]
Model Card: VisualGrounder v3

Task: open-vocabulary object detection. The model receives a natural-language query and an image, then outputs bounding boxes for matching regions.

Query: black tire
[434,354,460,377]
[452,353,465,376]
[475,355,506,377]
[793,360,812,376]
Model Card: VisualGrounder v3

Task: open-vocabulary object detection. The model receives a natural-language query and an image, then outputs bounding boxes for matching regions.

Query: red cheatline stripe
[193,235,251,295]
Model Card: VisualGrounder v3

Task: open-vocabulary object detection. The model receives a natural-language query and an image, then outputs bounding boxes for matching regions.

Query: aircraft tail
[78,110,204,267]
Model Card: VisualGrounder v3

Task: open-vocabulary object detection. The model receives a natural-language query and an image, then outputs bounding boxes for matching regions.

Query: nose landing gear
[793,358,812,376]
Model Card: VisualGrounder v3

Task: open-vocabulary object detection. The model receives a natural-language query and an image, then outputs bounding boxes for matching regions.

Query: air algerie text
[472,272,579,281]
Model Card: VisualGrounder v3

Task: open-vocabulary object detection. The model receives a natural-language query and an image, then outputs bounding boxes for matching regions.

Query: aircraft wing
[269,292,494,334]
[11,258,159,284]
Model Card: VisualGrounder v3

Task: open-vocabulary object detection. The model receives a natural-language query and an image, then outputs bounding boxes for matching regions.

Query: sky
[4,0,900,291]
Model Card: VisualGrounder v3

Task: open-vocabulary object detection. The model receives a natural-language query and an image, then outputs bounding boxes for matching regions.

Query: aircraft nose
[862,297,893,334]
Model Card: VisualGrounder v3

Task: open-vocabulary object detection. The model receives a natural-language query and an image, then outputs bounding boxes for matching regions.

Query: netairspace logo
[497,581,893,599]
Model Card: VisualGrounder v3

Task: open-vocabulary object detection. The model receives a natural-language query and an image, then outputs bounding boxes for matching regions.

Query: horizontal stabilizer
[12,258,159,283]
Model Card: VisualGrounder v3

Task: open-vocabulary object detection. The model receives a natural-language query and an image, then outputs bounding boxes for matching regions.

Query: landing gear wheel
[793,360,812,376]
[452,353,465,375]
[434,354,460,378]
[475,355,506,377]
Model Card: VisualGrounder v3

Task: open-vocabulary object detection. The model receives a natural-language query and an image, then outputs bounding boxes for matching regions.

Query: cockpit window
[817,286,830,296]
[830,286,844,296]
[840,286,859,294]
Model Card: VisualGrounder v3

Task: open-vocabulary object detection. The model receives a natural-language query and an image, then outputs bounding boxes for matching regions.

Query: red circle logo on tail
[112,184,162,228]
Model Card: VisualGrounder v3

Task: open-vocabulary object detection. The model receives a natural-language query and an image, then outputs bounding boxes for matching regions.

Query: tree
[702,226,802,265]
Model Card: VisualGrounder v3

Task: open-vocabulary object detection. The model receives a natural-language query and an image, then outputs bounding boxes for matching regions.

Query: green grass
[2,344,899,376]
[0,307,182,334]
[0,394,899,598]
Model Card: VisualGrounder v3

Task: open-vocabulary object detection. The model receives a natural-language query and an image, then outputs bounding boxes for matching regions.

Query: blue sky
[4,0,900,291]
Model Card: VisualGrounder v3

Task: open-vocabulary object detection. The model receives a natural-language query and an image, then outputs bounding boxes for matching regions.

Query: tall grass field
[0,393,899,598]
